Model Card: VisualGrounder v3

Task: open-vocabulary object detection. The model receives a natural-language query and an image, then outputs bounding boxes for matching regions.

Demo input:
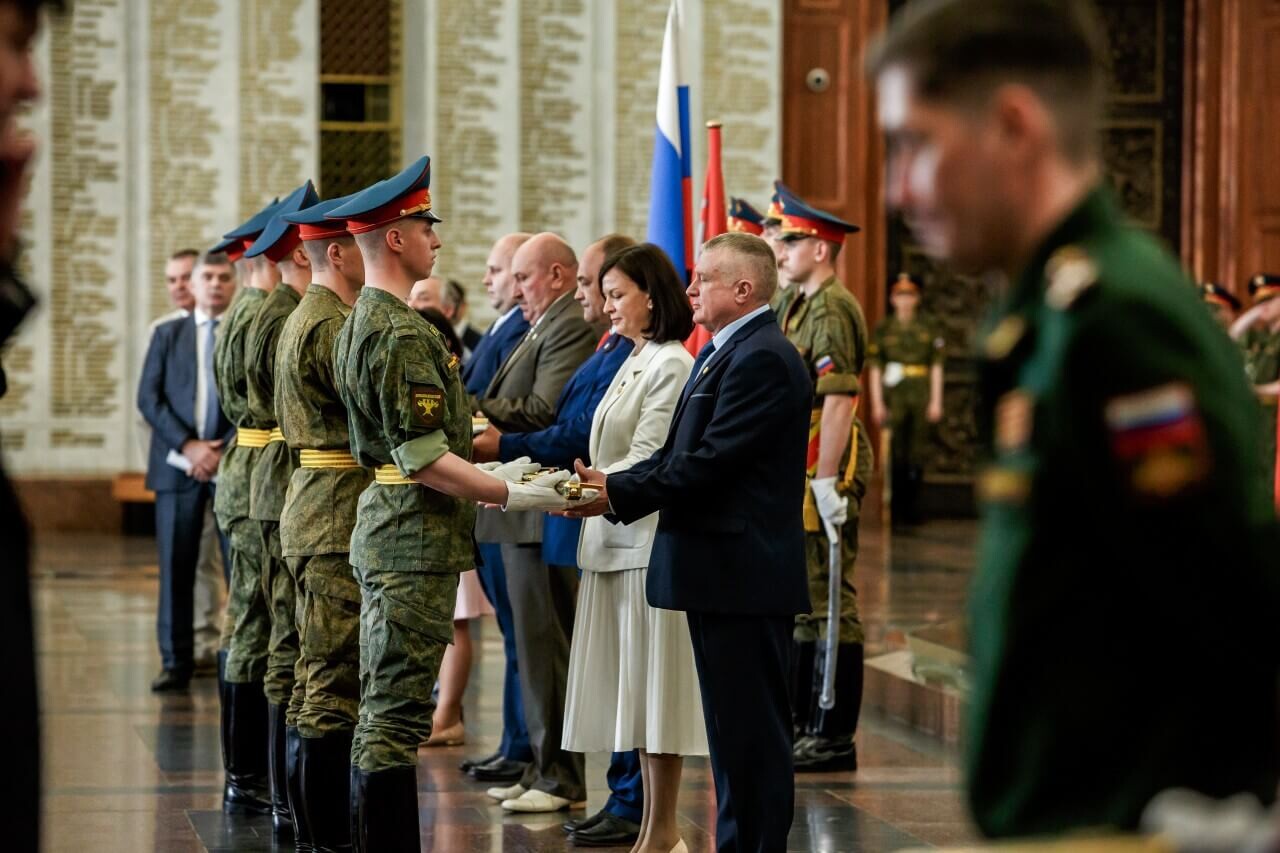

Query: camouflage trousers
[887,378,932,469]
[219,516,271,684]
[352,565,458,772]
[796,425,872,646]
[292,553,361,738]
[260,520,299,713]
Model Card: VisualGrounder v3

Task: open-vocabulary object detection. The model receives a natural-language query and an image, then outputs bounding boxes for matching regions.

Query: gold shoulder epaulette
[1045,245,1098,310]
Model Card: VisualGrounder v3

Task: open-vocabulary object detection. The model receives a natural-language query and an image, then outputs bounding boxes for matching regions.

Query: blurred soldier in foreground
[871,0,1279,837]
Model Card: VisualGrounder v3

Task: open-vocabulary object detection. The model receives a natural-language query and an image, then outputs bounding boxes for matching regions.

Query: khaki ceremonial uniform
[245,283,302,712]
[333,286,475,771]
[783,276,872,646]
[1240,325,1280,496]
[212,286,272,684]
[276,285,371,737]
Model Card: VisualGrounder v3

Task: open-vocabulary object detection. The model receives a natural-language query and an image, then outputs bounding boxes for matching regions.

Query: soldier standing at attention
[1200,281,1240,330]
[327,156,579,850]
[270,193,368,851]
[868,273,945,524]
[1232,274,1280,500]
[776,186,870,773]
[210,197,287,818]
[871,0,1279,836]
[762,183,797,320]
[242,180,320,839]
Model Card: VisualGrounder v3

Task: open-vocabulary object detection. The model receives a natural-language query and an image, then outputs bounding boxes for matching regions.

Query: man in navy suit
[570,232,812,852]
[473,233,644,844]
[457,232,538,782]
[138,252,237,691]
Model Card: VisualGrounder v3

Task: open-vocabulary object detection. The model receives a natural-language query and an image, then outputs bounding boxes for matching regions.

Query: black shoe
[151,667,193,692]
[569,813,642,847]
[221,680,273,815]
[791,734,817,760]
[286,725,316,851]
[467,757,527,783]
[458,749,501,773]
[563,806,609,834]
[301,730,354,853]
[267,703,294,839]
[350,765,419,853]
[793,736,858,772]
[806,643,865,741]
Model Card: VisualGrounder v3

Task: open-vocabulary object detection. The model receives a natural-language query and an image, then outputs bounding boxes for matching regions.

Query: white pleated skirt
[562,567,709,756]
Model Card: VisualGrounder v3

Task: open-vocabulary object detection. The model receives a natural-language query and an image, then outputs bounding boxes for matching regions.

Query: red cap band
[298,221,350,242]
[344,187,433,235]
[225,239,248,263]
[728,217,763,236]
[263,226,303,263]
[780,213,847,244]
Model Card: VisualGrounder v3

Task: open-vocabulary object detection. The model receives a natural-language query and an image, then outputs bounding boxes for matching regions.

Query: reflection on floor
[33,512,980,852]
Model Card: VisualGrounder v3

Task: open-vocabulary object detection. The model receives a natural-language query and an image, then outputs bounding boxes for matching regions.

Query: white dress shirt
[193,307,215,439]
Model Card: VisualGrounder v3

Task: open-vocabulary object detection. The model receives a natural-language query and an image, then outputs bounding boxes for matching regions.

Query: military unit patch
[411,385,445,428]
[1104,383,1209,498]
[815,355,836,377]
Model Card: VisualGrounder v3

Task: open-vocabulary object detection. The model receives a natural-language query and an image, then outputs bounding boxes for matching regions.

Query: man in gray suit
[473,232,597,813]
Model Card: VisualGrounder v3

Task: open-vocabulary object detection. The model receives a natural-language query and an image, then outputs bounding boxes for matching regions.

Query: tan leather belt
[299,449,361,469]
[374,464,414,486]
[237,427,272,448]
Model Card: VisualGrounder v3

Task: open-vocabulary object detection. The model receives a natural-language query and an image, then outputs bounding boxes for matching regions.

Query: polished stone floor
[31,511,980,852]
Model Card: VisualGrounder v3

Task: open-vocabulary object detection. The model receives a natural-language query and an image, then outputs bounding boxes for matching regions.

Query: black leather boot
[302,730,355,852]
[350,765,420,853]
[286,725,315,851]
[222,681,273,814]
[267,703,294,838]
[789,639,816,741]
[794,643,864,772]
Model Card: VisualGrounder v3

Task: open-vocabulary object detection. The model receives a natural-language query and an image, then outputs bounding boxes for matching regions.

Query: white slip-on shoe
[485,783,526,802]
[500,789,585,813]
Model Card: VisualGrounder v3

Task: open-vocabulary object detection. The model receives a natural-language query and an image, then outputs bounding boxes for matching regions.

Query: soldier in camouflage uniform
[762,184,798,321]
[1235,274,1280,500]
[272,193,368,851]
[327,156,575,850]
[242,180,320,839]
[868,273,945,524]
[1200,281,1240,330]
[775,186,870,772]
[209,199,284,817]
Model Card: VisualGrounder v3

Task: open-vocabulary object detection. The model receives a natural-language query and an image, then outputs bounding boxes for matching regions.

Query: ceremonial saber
[819,521,841,710]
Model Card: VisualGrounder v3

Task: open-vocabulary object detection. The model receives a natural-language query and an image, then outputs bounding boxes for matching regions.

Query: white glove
[811,476,848,528]
[476,456,541,483]
[503,469,575,512]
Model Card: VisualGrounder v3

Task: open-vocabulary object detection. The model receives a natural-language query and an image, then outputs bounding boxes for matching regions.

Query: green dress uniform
[1239,324,1280,497]
[868,314,944,519]
[245,282,303,713]
[276,284,370,738]
[968,187,1280,837]
[212,285,273,684]
[333,286,475,772]
[782,275,874,748]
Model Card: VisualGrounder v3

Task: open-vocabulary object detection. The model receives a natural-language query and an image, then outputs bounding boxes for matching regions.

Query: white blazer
[577,339,693,572]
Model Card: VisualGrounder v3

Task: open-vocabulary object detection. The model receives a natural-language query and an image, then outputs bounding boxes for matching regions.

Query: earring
[647,300,653,309]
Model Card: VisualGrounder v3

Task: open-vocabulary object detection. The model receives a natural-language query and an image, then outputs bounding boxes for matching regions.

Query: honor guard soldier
[775,186,870,772]
[1237,274,1280,497]
[872,0,1280,837]
[327,156,579,849]
[727,196,764,236]
[762,182,797,320]
[272,193,369,851]
[242,180,321,839]
[210,196,288,818]
[1200,281,1240,329]
[868,273,945,524]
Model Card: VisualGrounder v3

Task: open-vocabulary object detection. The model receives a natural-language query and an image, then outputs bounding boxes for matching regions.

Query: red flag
[687,121,725,355]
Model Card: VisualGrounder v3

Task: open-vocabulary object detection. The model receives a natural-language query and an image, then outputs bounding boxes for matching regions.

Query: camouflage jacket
[212,287,269,524]
[246,284,301,522]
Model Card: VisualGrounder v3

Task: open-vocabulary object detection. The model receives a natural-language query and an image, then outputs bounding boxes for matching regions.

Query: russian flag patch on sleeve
[1103,382,1209,498]
[815,355,836,377]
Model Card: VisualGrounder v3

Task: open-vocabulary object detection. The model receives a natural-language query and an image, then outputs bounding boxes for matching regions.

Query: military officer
[727,196,764,236]
[868,272,945,524]
[242,180,320,838]
[872,0,1280,837]
[1200,281,1240,330]
[327,156,577,850]
[210,197,287,817]
[775,186,870,772]
[269,192,368,851]
[1234,274,1280,500]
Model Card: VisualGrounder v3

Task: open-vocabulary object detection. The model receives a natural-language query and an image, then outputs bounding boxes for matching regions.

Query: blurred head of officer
[577,233,636,326]
[483,232,533,313]
[869,0,1107,277]
[165,249,198,313]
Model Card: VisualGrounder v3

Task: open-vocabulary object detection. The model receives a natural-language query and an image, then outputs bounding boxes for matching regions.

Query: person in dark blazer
[569,232,812,852]
[456,232,540,783]
[138,253,237,691]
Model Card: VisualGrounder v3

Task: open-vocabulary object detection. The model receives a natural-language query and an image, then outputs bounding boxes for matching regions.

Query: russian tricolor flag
[647,0,693,279]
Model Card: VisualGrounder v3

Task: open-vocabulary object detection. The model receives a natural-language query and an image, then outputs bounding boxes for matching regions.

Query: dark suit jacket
[137,314,233,492]
[463,310,530,395]
[608,311,812,616]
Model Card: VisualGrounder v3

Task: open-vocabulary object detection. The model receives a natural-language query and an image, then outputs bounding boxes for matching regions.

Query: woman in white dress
[562,243,705,853]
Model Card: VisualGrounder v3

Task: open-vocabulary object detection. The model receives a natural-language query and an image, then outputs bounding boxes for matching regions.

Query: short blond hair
[702,232,778,304]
